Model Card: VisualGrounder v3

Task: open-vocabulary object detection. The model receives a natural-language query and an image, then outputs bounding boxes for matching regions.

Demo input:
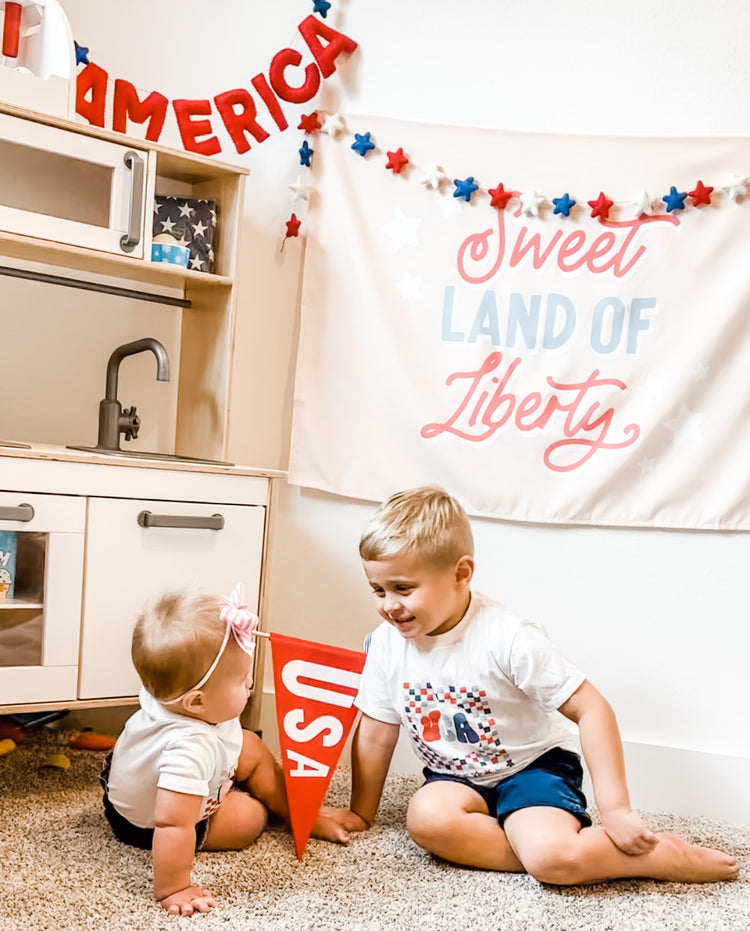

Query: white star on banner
[419,163,448,191]
[636,374,668,400]
[631,190,653,217]
[519,190,545,217]
[160,217,176,234]
[381,208,421,251]
[665,403,706,447]
[192,219,208,238]
[692,362,709,382]
[178,202,194,218]
[396,272,422,300]
[437,191,462,217]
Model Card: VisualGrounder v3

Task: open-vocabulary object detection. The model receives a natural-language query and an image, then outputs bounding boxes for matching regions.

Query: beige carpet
[2,733,749,931]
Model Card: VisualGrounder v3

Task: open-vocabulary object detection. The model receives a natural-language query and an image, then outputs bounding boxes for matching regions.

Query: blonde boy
[329,487,738,884]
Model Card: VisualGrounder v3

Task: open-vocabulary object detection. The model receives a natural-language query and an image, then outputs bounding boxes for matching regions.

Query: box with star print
[152,195,217,273]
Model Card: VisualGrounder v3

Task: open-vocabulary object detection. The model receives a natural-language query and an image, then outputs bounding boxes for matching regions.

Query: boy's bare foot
[650,833,739,883]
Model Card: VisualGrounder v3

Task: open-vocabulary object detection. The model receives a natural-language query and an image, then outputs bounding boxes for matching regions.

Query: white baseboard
[259,691,749,827]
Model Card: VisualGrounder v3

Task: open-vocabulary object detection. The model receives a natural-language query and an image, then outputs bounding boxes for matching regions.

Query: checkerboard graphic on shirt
[403,682,515,776]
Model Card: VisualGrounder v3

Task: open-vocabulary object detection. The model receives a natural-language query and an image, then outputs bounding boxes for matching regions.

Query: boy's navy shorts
[423,746,591,828]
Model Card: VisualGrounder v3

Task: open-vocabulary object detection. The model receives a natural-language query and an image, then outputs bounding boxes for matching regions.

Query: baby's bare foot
[651,833,738,883]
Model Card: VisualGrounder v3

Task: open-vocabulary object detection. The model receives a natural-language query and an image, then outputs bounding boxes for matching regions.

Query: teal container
[0,530,17,599]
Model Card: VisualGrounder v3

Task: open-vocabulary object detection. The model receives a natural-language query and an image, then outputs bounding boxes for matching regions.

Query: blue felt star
[552,193,576,217]
[351,132,375,157]
[74,41,89,65]
[453,176,479,202]
[662,186,687,212]
[299,140,313,167]
[312,0,331,17]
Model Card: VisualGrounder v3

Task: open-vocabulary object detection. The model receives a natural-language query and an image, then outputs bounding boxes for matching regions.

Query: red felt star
[588,191,613,220]
[285,213,301,238]
[297,112,321,134]
[689,180,714,207]
[385,147,409,173]
[488,183,515,209]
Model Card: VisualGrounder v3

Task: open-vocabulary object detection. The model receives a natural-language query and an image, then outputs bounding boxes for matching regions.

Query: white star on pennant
[395,272,422,300]
[419,163,448,191]
[160,217,176,234]
[178,202,194,218]
[665,403,706,447]
[321,112,346,137]
[189,254,205,271]
[192,219,208,238]
[381,208,421,251]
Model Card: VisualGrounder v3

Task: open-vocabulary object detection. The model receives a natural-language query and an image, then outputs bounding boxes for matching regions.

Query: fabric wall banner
[270,633,366,859]
[290,114,750,530]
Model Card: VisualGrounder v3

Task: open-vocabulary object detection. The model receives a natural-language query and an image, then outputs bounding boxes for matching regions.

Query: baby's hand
[311,806,370,844]
[158,884,217,917]
[601,808,659,855]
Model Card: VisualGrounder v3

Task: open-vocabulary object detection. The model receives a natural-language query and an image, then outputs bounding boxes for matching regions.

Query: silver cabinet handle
[0,503,35,522]
[120,150,145,253]
[137,510,225,530]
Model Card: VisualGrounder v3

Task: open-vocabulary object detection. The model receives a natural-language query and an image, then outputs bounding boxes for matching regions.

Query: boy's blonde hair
[131,590,226,702]
[359,486,474,568]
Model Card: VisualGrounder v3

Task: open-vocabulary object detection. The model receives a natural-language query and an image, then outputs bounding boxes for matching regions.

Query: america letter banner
[270,633,366,859]
[289,115,750,530]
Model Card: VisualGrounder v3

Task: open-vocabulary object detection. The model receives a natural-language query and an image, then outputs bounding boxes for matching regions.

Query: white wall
[52,0,750,823]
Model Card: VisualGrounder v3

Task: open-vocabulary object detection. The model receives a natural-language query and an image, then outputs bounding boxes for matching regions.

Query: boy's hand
[601,808,659,855]
[311,805,370,843]
[158,884,217,917]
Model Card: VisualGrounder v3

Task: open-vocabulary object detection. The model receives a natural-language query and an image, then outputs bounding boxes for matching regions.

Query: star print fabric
[153,195,217,273]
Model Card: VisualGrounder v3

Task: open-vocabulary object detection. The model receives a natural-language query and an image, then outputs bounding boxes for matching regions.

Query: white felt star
[289,175,314,201]
[419,163,448,191]
[720,174,747,201]
[381,208,421,251]
[321,112,346,137]
[631,190,653,217]
[519,190,545,217]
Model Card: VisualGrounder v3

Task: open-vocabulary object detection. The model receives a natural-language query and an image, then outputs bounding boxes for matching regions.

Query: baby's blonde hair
[131,590,225,702]
[359,486,474,568]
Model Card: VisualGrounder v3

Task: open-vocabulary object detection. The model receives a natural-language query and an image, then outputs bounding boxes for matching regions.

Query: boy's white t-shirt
[106,688,243,827]
[355,591,586,787]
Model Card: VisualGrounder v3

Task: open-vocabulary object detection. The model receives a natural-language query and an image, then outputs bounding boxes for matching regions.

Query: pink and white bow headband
[162,583,258,705]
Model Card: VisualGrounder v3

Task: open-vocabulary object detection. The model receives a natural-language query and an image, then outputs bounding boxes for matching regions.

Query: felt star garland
[282,106,750,246]
[281,0,748,246]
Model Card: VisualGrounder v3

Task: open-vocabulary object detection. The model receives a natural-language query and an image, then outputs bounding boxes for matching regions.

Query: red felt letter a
[298,14,358,78]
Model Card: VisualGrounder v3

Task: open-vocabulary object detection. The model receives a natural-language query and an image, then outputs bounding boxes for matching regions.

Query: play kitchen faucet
[97,337,170,450]
[68,338,170,454]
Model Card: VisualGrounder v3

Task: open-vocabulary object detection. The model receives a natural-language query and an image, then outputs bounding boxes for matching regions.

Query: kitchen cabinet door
[0,491,85,704]
[78,496,266,700]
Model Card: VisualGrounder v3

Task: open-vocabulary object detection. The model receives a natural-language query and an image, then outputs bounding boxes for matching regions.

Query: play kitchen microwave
[0,110,150,258]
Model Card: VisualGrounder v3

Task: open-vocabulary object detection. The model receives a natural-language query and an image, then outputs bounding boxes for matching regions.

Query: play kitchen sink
[67,337,234,467]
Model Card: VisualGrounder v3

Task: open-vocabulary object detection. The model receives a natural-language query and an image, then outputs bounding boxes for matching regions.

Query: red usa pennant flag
[270,632,366,859]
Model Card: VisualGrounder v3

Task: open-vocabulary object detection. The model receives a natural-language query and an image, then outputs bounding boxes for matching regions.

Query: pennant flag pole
[268,632,366,859]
